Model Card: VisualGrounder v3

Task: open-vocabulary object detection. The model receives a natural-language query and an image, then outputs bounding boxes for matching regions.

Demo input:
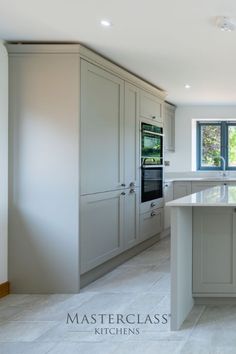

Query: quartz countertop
[167,185,236,207]
[165,177,236,182]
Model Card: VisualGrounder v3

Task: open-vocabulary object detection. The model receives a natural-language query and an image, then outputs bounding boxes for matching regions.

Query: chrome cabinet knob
[121,192,126,196]
[121,183,126,187]
[130,182,135,187]
[151,211,156,217]
[151,202,156,207]
[130,188,135,194]
[152,116,156,119]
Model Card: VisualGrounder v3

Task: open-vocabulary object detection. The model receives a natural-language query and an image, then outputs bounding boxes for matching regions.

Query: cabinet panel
[80,191,124,273]
[124,189,140,249]
[164,181,174,229]
[140,208,163,241]
[124,83,139,187]
[193,207,236,294]
[140,89,163,123]
[164,103,175,151]
[173,182,192,199]
[80,60,124,195]
[191,182,221,193]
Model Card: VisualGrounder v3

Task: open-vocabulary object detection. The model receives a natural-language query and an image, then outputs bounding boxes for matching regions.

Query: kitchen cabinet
[124,82,140,188]
[124,189,140,250]
[140,208,163,241]
[8,43,166,291]
[164,181,174,229]
[139,89,163,123]
[80,190,124,273]
[81,188,140,273]
[191,182,221,193]
[193,207,236,294]
[80,60,125,195]
[164,103,175,151]
[173,181,192,199]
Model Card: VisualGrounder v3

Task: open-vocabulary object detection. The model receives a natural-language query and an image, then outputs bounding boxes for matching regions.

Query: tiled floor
[1,236,236,353]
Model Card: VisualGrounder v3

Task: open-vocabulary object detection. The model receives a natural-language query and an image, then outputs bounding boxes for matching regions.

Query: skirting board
[0,281,10,298]
[80,230,170,288]
[194,297,236,305]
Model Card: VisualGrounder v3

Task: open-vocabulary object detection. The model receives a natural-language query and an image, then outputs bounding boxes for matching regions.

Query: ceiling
[1,0,236,105]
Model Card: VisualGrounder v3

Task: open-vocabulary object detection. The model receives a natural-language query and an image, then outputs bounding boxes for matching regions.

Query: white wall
[165,105,236,173]
[0,41,8,284]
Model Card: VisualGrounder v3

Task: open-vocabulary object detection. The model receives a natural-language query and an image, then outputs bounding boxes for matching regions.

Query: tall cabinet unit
[8,47,80,293]
[8,44,166,292]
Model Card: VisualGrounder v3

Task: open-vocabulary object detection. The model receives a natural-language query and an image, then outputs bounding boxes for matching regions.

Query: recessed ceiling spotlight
[217,16,235,32]
[185,84,191,89]
[100,19,112,27]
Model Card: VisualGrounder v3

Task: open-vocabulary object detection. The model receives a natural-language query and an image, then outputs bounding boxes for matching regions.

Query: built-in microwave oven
[141,122,164,203]
[141,122,163,167]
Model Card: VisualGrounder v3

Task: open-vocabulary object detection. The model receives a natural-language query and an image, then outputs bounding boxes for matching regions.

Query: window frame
[197,121,236,171]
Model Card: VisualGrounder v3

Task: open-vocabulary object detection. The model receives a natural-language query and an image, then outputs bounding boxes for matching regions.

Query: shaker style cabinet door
[80,190,125,274]
[193,207,236,294]
[140,208,163,242]
[164,103,175,151]
[173,182,192,199]
[124,189,140,250]
[164,181,174,229]
[124,82,139,188]
[80,60,125,195]
[139,89,163,123]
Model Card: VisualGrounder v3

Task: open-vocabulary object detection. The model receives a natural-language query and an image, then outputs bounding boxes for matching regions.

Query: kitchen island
[167,185,236,330]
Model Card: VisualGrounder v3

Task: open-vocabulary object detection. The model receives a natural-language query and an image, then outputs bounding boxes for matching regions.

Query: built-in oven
[141,122,164,203]
[141,166,163,203]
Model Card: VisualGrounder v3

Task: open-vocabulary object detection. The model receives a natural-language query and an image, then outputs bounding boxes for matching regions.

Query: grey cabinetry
[80,63,142,272]
[124,189,140,250]
[191,182,221,193]
[124,82,139,188]
[80,60,124,195]
[140,208,163,242]
[80,191,124,274]
[164,181,174,229]
[164,103,175,151]
[139,89,163,123]
[173,181,192,199]
[193,207,236,294]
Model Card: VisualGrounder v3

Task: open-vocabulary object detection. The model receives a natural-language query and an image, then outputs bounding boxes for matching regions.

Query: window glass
[200,125,221,168]
[228,125,236,167]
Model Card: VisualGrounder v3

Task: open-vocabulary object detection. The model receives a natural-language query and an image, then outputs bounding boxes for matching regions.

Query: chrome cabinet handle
[151,211,156,217]
[121,192,126,196]
[151,202,156,207]
[121,183,126,187]
[152,116,157,119]
[130,188,135,194]
[130,182,135,187]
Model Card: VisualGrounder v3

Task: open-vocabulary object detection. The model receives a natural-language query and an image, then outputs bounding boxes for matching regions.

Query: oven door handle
[142,129,164,137]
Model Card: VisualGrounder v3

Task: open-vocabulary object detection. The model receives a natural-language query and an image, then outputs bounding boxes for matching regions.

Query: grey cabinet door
[193,207,236,294]
[164,103,175,151]
[140,208,163,241]
[80,190,124,274]
[124,82,139,188]
[124,189,140,250]
[80,60,125,195]
[173,182,192,199]
[139,89,163,123]
[191,182,221,193]
[164,182,174,229]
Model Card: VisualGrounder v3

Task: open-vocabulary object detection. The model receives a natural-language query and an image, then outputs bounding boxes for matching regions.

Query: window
[197,121,236,170]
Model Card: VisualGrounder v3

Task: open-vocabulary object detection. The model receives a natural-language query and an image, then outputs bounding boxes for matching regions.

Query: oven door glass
[141,123,163,166]
[141,167,163,203]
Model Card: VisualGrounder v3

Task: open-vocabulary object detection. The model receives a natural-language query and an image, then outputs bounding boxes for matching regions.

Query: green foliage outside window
[198,122,236,170]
